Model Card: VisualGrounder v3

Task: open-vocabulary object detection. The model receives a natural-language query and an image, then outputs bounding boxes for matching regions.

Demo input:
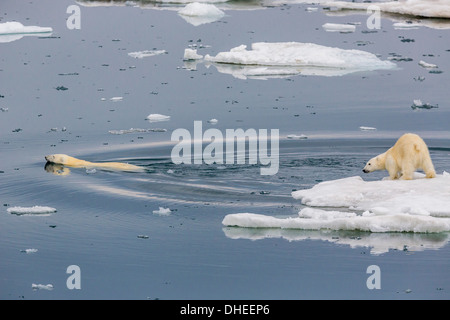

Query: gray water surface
[1,0,449,300]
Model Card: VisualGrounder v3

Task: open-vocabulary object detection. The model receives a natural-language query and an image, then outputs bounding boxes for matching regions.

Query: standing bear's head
[363,155,384,173]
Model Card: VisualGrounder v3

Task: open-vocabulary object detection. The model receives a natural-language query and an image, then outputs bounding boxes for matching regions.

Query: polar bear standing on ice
[363,133,436,180]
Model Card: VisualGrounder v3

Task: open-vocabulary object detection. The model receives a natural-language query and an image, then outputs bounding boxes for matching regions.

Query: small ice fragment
[153,207,172,216]
[393,22,421,29]
[0,22,52,36]
[101,98,107,101]
[0,107,8,112]
[167,169,174,174]
[21,249,38,254]
[128,50,167,59]
[86,168,97,174]
[146,114,170,122]
[287,134,308,140]
[322,23,356,33]
[178,3,225,18]
[207,118,218,124]
[360,126,377,131]
[419,60,438,68]
[411,99,438,110]
[110,97,123,102]
[137,235,149,239]
[306,7,319,12]
[7,206,57,216]
[184,48,203,61]
[32,283,53,291]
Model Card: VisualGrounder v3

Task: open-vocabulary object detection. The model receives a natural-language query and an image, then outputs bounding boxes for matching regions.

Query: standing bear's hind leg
[422,156,437,179]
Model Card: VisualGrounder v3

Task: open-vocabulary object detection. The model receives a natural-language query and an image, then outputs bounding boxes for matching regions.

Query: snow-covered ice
[128,50,167,59]
[146,114,171,122]
[324,0,450,19]
[7,206,57,216]
[322,23,356,33]
[223,173,450,233]
[203,42,396,78]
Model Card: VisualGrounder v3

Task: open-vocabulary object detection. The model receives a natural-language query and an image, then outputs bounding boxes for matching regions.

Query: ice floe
[32,283,54,291]
[128,50,167,59]
[178,2,225,26]
[184,48,204,60]
[322,23,356,33]
[324,0,450,19]
[0,21,52,43]
[109,128,167,134]
[201,42,396,79]
[153,207,172,216]
[146,113,171,122]
[418,60,438,69]
[359,126,377,131]
[7,206,57,216]
[223,173,450,233]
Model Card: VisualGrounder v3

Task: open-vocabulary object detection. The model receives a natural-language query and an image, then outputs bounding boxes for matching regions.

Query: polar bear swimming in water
[45,154,145,173]
[363,133,436,180]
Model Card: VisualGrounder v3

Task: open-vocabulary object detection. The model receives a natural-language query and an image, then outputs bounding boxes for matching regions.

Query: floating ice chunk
[359,126,377,131]
[204,42,396,77]
[21,249,38,254]
[32,283,54,291]
[178,2,225,17]
[128,50,167,59]
[207,118,218,124]
[223,173,450,233]
[292,174,450,217]
[287,134,308,140]
[184,48,204,61]
[178,2,225,26]
[0,21,53,35]
[324,0,450,19]
[110,97,123,102]
[322,23,356,33]
[7,206,57,216]
[146,114,171,122]
[411,99,438,110]
[393,22,421,29]
[419,60,438,68]
[109,128,167,135]
[153,207,172,216]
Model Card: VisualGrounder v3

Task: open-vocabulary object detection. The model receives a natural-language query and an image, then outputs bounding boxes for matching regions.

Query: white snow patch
[324,0,450,19]
[7,206,57,216]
